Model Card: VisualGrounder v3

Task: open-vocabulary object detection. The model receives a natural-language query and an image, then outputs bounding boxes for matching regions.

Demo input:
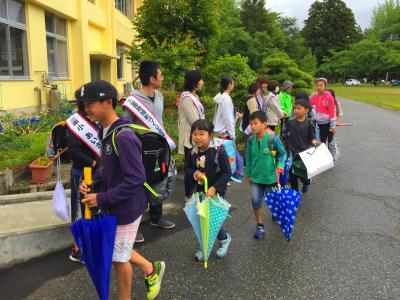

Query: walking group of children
[65,59,340,299]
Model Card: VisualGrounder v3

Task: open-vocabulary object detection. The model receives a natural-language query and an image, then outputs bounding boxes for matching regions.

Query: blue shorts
[251,183,275,209]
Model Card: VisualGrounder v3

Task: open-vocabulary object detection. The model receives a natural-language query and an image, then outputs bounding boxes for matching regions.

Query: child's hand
[329,127,337,135]
[80,181,88,195]
[277,167,284,175]
[312,140,321,147]
[81,193,98,208]
[247,176,252,185]
[194,172,205,181]
[206,187,216,197]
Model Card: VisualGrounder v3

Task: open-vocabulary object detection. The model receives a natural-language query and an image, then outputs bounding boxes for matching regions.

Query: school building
[0,0,142,113]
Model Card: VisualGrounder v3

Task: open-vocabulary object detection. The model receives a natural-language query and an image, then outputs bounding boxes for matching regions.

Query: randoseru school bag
[110,124,171,198]
[214,138,244,183]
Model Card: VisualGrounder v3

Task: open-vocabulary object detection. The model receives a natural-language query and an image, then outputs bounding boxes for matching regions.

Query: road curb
[0,224,72,270]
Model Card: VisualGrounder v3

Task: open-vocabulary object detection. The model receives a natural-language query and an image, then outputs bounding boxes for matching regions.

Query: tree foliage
[203,55,256,105]
[367,0,400,41]
[260,52,314,89]
[302,0,362,64]
[318,40,400,81]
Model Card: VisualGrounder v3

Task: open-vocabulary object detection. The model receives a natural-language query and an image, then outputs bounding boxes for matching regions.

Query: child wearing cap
[79,80,165,300]
[278,80,294,132]
[278,80,294,118]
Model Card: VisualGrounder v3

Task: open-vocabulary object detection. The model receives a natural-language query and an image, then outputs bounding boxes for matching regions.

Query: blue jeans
[70,168,84,222]
[251,183,275,209]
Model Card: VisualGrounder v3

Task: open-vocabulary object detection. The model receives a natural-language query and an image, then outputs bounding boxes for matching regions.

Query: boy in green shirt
[246,111,287,239]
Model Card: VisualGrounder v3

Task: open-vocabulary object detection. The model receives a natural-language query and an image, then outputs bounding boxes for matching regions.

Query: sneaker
[195,249,204,261]
[145,261,166,300]
[253,225,265,239]
[135,230,145,243]
[69,247,83,263]
[216,233,232,258]
[302,184,310,194]
[150,218,176,229]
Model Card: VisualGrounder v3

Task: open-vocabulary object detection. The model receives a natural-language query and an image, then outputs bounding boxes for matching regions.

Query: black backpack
[110,124,171,197]
[51,121,71,162]
[241,96,262,132]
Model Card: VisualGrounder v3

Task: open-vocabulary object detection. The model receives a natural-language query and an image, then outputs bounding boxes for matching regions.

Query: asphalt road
[1,98,399,299]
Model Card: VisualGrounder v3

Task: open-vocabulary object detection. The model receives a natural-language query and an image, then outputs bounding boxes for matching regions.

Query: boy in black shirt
[284,98,320,193]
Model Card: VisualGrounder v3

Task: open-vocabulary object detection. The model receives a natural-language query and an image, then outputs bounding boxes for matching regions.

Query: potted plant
[29,156,54,184]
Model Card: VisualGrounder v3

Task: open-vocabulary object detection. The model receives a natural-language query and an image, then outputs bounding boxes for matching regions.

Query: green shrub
[260,52,314,90]
[0,132,49,170]
[203,55,256,107]
[162,90,179,109]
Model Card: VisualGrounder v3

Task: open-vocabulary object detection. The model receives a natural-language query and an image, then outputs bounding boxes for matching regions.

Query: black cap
[76,80,118,102]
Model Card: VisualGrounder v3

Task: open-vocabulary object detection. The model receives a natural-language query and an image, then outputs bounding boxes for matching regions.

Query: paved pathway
[1,98,399,299]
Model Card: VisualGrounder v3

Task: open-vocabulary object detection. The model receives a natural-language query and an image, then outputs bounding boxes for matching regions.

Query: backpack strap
[109,124,158,198]
[110,124,153,156]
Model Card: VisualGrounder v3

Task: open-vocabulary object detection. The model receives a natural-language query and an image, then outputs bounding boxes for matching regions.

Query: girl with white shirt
[213,76,242,140]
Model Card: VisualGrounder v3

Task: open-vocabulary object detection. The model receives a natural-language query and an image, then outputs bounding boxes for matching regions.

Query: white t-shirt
[103,125,111,139]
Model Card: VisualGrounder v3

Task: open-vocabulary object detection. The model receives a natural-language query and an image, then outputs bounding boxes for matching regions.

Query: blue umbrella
[184,178,231,268]
[71,214,116,300]
[265,171,302,242]
[70,168,117,300]
[183,193,203,251]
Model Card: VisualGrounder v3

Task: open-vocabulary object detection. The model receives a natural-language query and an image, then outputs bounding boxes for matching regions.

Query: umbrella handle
[275,169,280,186]
[203,177,208,193]
[84,167,92,220]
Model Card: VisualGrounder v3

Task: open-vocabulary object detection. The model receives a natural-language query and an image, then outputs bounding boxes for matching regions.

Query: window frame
[45,12,69,80]
[116,43,126,80]
[0,0,29,80]
[115,0,133,20]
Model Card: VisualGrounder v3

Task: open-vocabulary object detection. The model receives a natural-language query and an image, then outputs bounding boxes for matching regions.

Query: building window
[0,0,29,78]
[117,43,124,80]
[115,0,133,20]
[45,13,68,79]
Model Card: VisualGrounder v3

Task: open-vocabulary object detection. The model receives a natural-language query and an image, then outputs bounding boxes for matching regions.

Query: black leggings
[318,123,333,144]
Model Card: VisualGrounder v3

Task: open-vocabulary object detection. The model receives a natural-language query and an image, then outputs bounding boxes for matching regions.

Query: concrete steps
[0,190,73,269]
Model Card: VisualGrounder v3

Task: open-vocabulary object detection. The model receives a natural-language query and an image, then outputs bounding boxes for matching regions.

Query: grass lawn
[0,132,49,171]
[330,84,400,111]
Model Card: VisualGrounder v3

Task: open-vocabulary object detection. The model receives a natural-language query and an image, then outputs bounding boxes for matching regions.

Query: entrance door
[90,60,101,82]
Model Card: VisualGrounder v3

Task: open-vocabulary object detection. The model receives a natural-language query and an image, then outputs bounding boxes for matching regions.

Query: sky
[265,0,385,29]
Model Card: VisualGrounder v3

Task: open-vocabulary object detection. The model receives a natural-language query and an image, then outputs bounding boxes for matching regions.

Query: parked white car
[345,79,361,86]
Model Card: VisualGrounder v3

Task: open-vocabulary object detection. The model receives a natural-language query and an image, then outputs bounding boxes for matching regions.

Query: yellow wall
[1,0,140,112]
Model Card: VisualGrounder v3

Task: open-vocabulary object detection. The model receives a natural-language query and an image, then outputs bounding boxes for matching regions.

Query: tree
[129,35,202,90]
[278,17,309,65]
[318,40,400,81]
[299,49,318,75]
[129,0,220,90]
[302,0,362,64]
[260,52,314,89]
[367,0,400,41]
[203,55,256,105]
[240,0,287,51]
